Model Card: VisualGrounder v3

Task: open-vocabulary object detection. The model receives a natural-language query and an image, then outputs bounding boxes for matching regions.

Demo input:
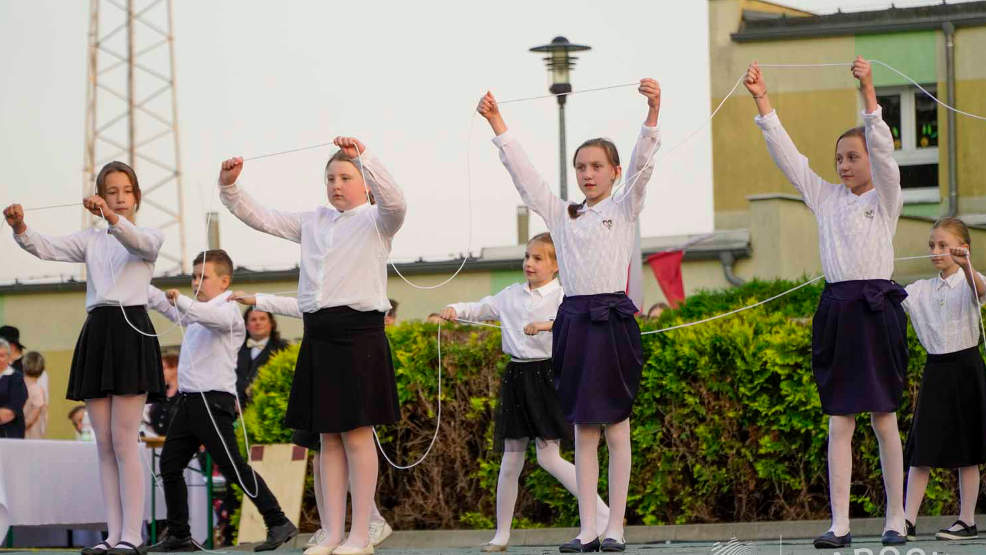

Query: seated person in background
[384,299,398,327]
[0,338,28,438]
[68,405,94,441]
[646,302,669,320]
[425,313,444,324]
[236,307,288,407]
[22,351,48,439]
[143,352,180,437]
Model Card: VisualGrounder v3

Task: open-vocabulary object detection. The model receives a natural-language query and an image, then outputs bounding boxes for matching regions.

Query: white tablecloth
[0,439,209,546]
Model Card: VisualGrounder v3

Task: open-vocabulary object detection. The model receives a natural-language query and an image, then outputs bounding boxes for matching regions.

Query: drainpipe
[718,251,745,287]
[944,21,958,217]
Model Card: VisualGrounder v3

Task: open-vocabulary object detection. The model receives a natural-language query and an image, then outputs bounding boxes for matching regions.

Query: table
[0,439,209,547]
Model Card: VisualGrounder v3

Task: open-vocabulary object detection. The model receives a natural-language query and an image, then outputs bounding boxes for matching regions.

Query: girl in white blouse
[477,79,660,553]
[440,233,609,552]
[746,58,908,549]
[901,218,986,541]
[4,161,165,555]
[219,136,406,555]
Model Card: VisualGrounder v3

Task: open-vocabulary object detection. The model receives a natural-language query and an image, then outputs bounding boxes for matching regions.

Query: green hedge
[243,278,969,530]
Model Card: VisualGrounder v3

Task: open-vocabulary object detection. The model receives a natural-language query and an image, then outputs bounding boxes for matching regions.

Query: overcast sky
[0,0,970,283]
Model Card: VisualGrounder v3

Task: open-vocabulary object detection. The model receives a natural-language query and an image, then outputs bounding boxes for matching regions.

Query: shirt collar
[207,290,233,305]
[936,269,965,289]
[0,367,13,377]
[336,201,373,218]
[525,278,560,297]
[581,196,615,215]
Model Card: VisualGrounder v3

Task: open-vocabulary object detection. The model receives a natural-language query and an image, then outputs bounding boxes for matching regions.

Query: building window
[876,85,939,202]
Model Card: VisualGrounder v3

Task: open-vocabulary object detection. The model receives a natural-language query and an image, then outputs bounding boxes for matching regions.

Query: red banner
[645,250,685,308]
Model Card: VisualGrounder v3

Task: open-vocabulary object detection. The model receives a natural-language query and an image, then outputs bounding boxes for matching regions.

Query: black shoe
[254,521,298,552]
[107,542,147,555]
[559,537,600,553]
[935,520,978,540]
[599,537,625,552]
[147,535,198,553]
[881,530,907,546]
[813,531,851,549]
[81,541,113,555]
[905,520,916,541]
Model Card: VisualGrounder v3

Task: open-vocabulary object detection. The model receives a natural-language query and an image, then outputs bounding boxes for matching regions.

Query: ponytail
[567,201,586,219]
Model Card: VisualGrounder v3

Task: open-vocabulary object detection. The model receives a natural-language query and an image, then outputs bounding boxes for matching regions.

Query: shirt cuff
[862,105,884,124]
[491,131,515,149]
[106,216,134,236]
[754,110,780,130]
[175,295,195,313]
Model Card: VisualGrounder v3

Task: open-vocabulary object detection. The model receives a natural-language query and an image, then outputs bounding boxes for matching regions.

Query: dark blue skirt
[552,293,643,425]
[811,279,908,415]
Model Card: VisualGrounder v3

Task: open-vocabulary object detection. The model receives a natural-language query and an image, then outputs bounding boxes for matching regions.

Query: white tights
[86,394,147,548]
[905,465,979,527]
[488,438,609,546]
[311,452,384,539]
[574,419,631,543]
[827,413,905,536]
[316,427,380,550]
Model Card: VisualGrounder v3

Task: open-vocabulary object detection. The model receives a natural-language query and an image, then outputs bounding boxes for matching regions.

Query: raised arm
[106,217,164,262]
[173,293,243,332]
[254,293,304,319]
[478,92,566,225]
[6,202,90,262]
[218,157,304,243]
[949,247,986,301]
[335,137,407,237]
[616,78,662,220]
[746,63,832,213]
[854,57,902,225]
[147,285,182,324]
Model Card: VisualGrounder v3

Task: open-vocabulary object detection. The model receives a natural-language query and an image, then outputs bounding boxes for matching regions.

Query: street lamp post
[530,36,591,201]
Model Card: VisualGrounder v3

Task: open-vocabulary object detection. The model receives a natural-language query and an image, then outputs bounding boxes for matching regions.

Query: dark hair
[933,217,972,246]
[387,299,399,319]
[568,138,621,219]
[68,405,86,420]
[96,161,141,211]
[23,351,45,378]
[243,306,281,345]
[835,127,868,157]
[192,249,235,278]
[527,232,557,262]
[326,150,374,204]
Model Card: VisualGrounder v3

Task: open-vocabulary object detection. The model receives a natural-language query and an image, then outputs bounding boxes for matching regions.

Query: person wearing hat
[0,326,24,375]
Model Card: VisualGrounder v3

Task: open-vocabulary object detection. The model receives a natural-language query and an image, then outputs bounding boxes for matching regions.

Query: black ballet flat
[599,537,625,552]
[813,531,851,549]
[881,529,907,546]
[81,541,113,555]
[905,519,916,541]
[106,541,147,555]
[559,537,600,553]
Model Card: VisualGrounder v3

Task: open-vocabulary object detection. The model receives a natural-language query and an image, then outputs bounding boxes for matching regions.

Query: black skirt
[284,306,399,434]
[67,305,165,402]
[493,359,573,452]
[291,429,321,451]
[904,346,986,468]
[552,293,643,425]
[811,280,909,415]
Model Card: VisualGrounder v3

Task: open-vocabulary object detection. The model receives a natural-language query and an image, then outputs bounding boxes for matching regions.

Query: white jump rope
[18,59,986,472]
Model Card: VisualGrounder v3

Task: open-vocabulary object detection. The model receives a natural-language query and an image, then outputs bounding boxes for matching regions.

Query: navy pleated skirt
[551,293,643,425]
[904,346,986,468]
[811,279,909,415]
[67,305,164,402]
[285,306,399,434]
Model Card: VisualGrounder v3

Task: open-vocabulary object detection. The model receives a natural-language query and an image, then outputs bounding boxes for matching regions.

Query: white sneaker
[368,520,392,547]
[307,529,327,547]
[304,543,337,555]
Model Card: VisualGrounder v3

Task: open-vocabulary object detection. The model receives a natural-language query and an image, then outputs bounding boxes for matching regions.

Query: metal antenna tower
[83,0,186,272]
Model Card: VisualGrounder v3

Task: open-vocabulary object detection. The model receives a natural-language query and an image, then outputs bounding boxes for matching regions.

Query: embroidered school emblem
[602,219,613,229]
[864,209,874,219]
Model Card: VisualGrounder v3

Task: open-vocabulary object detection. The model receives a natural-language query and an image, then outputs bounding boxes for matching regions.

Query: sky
[0,0,973,283]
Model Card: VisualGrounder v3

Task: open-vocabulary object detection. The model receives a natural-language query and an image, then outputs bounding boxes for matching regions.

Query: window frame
[875,85,939,203]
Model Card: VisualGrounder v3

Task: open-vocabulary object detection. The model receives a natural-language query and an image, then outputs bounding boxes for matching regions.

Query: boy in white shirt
[147,249,296,552]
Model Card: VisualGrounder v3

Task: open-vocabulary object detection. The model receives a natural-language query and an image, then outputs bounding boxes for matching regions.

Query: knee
[870,412,898,435]
[535,447,557,470]
[829,415,856,437]
[500,453,525,477]
[110,432,137,461]
[320,433,344,454]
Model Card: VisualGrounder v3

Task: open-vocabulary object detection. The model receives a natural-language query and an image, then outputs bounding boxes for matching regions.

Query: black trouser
[160,391,287,538]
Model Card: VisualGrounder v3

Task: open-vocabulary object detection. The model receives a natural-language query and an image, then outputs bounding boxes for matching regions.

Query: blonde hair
[325,150,374,204]
[528,232,557,262]
[23,351,45,378]
[932,217,971,246]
